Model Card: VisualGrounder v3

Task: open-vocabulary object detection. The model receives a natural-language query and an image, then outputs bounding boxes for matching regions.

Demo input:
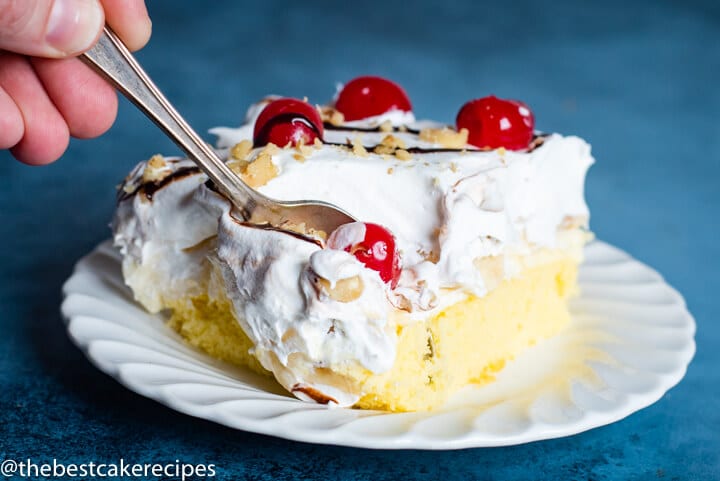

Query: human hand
[0,0,152,165]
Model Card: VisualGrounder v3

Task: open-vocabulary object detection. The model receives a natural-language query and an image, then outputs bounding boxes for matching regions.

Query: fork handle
[81,27,255,218]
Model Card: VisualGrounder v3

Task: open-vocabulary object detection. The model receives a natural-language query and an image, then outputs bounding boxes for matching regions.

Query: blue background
[1,0,718,479]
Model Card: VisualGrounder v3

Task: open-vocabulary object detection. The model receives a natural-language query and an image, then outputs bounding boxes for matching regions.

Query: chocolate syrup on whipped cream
[118,128,549,204]
[323,122,420,135]
[323,123,548,153]
[118,166,200,203]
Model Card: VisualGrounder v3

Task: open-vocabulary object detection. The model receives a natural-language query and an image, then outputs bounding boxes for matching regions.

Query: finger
[0,0,104,58]
[0,85,25,149]
[100,0,151,51]
[0,53,69,165]
[32,56,117,139]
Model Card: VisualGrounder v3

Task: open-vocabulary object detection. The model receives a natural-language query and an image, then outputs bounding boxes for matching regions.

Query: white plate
[61,240,695,449]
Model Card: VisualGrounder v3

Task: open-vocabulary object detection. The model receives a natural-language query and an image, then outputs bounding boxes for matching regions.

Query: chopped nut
[147,154,165,169]
[230,140,253,160]
[277,221,327,242]
[351,136,368,157]
[293,153,306,163]
[373,134,407,156]
[227,158,250,175]
[387,167,394,175]
[141,154,170,183]
[419,127,469,148]
[313,137,324,149]
[380,134,406,149]
[379,120,393,132]
[317,275,365,303]
[262,143,280,156]
[373,144,395,156]
[234,149,278,188]
[395,149,412,161]
[318,106,345,126]
[418,249,440,263]
[295,143,313,157]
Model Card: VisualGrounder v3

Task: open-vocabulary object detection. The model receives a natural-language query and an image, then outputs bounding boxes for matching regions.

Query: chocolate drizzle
[323,123,549,154]
[117,166,200,203]
[323,122,420,135]
[323,132,549,155]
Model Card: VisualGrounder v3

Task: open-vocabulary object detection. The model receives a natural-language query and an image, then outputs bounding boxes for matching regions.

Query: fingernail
[46,0,104,55]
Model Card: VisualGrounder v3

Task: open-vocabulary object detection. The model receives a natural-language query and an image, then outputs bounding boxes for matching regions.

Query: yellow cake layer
[355,257,577,411]
[166,256,578,412]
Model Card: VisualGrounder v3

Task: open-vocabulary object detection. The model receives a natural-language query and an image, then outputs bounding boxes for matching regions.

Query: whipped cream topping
[113,157,214,313]
[113,98,594,406]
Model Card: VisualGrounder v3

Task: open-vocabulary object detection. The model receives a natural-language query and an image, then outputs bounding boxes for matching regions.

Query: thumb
[0,0,104,58]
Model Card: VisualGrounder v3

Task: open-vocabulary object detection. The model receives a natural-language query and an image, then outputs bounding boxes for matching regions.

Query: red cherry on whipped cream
[334,76,412,121]
[253,98,324,147]
[456,95,535,150]
[327,222,402,288]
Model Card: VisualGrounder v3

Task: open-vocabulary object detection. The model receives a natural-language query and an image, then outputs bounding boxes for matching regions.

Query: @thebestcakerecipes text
[0,458,216,480]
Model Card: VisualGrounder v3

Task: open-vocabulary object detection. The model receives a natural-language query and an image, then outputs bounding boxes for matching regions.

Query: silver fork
[81,27,355,236]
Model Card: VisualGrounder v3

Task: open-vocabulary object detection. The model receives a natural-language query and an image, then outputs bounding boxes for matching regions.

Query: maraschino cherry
[253,98,324,147]
[334,76,412,121]
[327,222,402,288]
[456,95,534,150]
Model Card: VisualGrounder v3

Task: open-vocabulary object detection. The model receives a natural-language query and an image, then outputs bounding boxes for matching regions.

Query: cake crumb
[449,162,458,172]
[293,153,306,163]
[313,137,324,149]
[419,127,468,148]
[387,167,394,175]
[230,140,253,160]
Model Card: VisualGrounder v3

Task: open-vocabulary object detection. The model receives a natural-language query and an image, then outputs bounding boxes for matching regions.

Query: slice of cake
[113,76,593,411]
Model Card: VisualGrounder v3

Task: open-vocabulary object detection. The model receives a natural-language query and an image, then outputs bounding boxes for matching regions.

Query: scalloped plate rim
[60,240,696,450]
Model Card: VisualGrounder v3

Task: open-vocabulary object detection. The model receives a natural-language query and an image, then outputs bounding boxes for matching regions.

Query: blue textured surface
[1,0,718,479]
